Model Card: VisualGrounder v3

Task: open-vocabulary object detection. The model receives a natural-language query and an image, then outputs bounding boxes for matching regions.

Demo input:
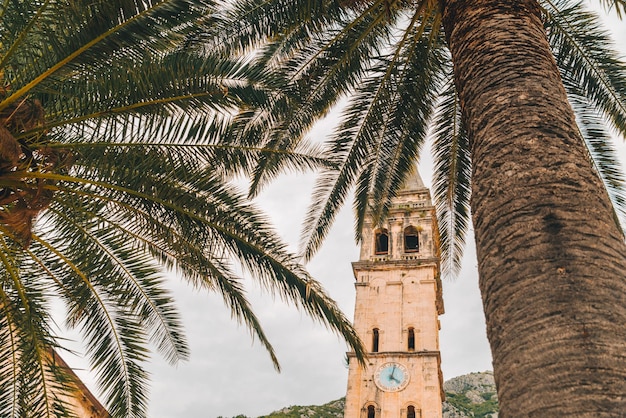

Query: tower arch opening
[374,229,389,254]
[404,226,419,252]
[372,328,380,352]
[367,404,376,418]
[407,327,415,351]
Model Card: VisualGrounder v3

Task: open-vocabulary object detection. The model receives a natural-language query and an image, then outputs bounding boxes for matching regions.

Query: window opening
[372,328,379,352]
[408,327,415,351]
[407,406,416,418]
[367,405,376,418]
[375,230,389,254]
[404,226,419,252]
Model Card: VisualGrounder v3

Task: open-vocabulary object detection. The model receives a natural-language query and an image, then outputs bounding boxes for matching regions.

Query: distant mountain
[442,371,498,418]
[223,371,498,418]
[259,398,345,418]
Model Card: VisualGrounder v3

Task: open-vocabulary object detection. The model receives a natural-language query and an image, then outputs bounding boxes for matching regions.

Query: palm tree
[0,1,365,417]
[213,0,626,415]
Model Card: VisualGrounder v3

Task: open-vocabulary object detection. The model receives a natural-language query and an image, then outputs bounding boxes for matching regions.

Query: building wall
[51,351,109,418]
[345,176,444,418]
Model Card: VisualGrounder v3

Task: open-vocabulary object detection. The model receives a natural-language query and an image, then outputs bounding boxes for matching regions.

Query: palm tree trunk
[441,0,626,415]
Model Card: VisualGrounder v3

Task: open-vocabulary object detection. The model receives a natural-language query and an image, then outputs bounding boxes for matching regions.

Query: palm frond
[366,13,446,228]
[230,0,398,196]
[569,93,626,229]
[0,237,67,417]
[210,0,350,56]
[28,232,152,418]
[24,141,364,373]
[544,0,626,230]
[1,0,214,103]
[596,0,626,17]
[544,0,626,136]
[299,10,446,260]
[431,76,472,278]
[0,1,365,416]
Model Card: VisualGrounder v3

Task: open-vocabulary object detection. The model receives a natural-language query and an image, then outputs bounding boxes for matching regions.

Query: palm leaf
[596,0,626,17]
[299,7,446,259]
[224,0,626,275]
[431,76,472,277]
[544,0,626,136]
[544,0,626,226]
[0,1,366,416]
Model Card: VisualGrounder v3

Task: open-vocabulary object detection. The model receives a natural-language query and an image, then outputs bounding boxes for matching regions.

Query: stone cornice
[352,258,439,272]
[345,350,441,359]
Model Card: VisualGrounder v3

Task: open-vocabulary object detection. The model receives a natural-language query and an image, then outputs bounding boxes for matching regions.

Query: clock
[374,362,410,392]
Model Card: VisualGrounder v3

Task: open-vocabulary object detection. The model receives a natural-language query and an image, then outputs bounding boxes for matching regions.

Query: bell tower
[344,168,445,418]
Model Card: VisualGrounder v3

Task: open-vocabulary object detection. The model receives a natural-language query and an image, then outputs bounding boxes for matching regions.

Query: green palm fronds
[215,0,626,276]
[0,1,365,417]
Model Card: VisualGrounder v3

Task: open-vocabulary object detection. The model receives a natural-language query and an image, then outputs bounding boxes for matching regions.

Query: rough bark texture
[442,0,626,416]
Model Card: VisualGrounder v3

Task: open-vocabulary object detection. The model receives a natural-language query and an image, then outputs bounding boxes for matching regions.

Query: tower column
[344,168,445,418]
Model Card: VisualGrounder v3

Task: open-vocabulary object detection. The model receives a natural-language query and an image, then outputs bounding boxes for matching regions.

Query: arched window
[374,229,389,254]
[367,405,376,418]
[407,327,415,351]
[407,405,416,418]
[404,226,419,252]
[372,328,380,352]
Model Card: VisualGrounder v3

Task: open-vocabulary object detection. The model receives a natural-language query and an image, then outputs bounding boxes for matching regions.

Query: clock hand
[388,366,400,383]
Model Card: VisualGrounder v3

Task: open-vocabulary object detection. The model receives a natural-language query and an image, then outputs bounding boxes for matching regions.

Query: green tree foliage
[208,0,626,415]
[257,397,345,418]
[445,392,499,418]
[0,1,364,416]
[210,0,626,275]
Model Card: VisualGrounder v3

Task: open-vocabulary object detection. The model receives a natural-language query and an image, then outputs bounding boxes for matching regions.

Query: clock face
[374,362,410,392]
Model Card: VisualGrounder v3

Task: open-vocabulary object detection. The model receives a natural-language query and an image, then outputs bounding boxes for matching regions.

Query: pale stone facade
[50,351,109,418]
[344,169,445,418]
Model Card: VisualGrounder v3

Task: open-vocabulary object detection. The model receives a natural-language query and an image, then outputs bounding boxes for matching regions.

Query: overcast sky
[143,166,493,418]
[63,5,625,418]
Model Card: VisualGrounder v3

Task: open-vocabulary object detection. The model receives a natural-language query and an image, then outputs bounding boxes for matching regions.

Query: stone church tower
[344,168,445,418]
